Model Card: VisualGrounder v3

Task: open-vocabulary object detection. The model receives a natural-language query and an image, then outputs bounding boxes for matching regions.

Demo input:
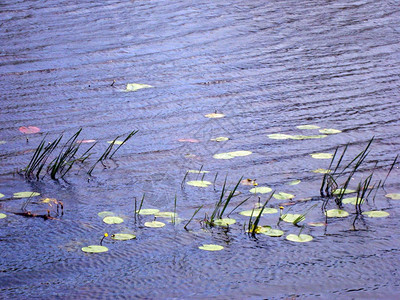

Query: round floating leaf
[241,179,257,186]
[178,138,200,143]
[249,186,272,194]
[362,210,389,218]
[98,211,115,218]
[333,188,356,195]
[0,213,6,219]
[246,225,271,234]
[136,209,159,215]
[205,113,225,118]
[213,218,236,227]
[342,197,364,205]
[19,126,40,134]
[262,228,284,237]
[319,128,342,134]
[125,83,153,91]
[296,125,320,130]
[81,245,109,253]
[310,153,333,159]
[229,150,252,157]
[288,180,301,186]
[291,135,327,140]
[273,192,295,200]
[155,211,177,218]
[211,137,229,142]
[111,233,136,240]
[325,209,349,218]
[281,214,303,223]
[107,140,124,145]
[0,193,4,198]
[268,133,294,140]
[213,152,234,159]
[385,193,400,200]
[188,170,209,174]
[312,168,332,174]
[187,180,212,187]
[263,208,278,214]
[13,192,40,198]
[286,234,313,243]
[239,209,263,217]
[103,216,124,224]
[308,222,327,227]
[198,244,224,251]
[144,221,165,228]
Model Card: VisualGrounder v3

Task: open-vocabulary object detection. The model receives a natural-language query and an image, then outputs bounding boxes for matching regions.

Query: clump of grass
[247,192,274,238]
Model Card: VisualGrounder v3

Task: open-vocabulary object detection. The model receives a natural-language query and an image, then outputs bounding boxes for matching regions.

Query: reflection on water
[1,0,400,298]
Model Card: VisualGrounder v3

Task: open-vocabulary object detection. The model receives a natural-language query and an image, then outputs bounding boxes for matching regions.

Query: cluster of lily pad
[268,124,342,141]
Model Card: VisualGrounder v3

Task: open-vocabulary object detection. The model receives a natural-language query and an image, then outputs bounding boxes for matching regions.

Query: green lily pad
[312,168,331,174]
[0,193,4,198]
[291,135,327,140]
[136,208,160,215]
[0,213,6,219]
[239,208,263,217]
[262,228,284,237]
[286,234,313,243]
[296,125,320,130]
[249,186,272,194]
[111,233,136,240]
[267,133,294,140]
[333,188,356,195]
[103,216,124,224]
[198,244,224,251]
[246,225,271,234]
[213,150,252,159]
[308,222,326,227]
[107,140,124,145]
[205,113,225,119]
[187,180,212,187]
[154,211,177,218]
[288,180,301,186]
[13,192,40,198]
[230,150,252,157]
[125,83,153,92]
[273,192,295,200]
[188,170,209,174]
[319,128,342,134]
[362,210,389,218]
[81,245,109,253]
[263,208,278,214]
[325,209,349,218]
[144,221,165,228]
[385,193,400,200]
[342,197,364,205]
[213,218,236,227]
[211,137,229,142]
[310,153,333,159]
[98,211,115,218]
[281,214,304,223]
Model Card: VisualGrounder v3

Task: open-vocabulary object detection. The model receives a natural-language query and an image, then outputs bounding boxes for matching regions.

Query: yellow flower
[279,206,284,210]
[104,233,108,237]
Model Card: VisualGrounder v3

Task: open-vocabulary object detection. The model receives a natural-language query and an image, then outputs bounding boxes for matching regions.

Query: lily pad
[154,211,177,218]
[205,113,225,118]
[0,193,4,198]
[111,233,136,240]
[187,180,212,187]
[239,209,263,217]
[178,138,200,143]
[13,192,40,198]
[281,214,304,223]
[312,168,332,174]
[273,192,295,200]
[211,137,229,142]
[288,180,301,186]
[103,216,124,224]
[0,213,6,219]
[136,208,160,215]
[19,126,40,134]
[385,193,400,200]
[77,139,96,144]
[325,209,349,218]
[188,170,209,174]
[213,218,236,227]
[0,141,6,145]
[291,135,327,140]
[362,210,389,218]
[98,211,115,218]
[213,151,252,160]
[286,234,313,243]
[249,186,272,194]
[267,133,294,140]
[342,197,365,205]
[107,140,124,145]
[81,245,109,253]
[296,125,320,130]
[144,221,165,228]
[241,179,257,186]
[198,244,224,251]
[261,228,284,237]
[310,153,333,159]
[125,83,153,92]
[308,222,327,227]
[333,188,356,195]
[319,128,342,134]
[246,225,271,234]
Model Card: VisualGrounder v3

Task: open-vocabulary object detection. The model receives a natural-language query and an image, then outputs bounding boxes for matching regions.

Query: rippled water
[1,0,400,298]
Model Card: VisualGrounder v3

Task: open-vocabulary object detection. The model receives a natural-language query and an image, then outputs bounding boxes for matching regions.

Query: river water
[1,0,400,298]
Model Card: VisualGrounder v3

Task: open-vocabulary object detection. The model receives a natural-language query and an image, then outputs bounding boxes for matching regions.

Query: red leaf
[19,126,40,134]
[178,138,200,143]
[76,139,96,144]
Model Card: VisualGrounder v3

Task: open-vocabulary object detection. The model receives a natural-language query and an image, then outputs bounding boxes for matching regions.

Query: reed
[249,192,274,238]
[184,205,203,230]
